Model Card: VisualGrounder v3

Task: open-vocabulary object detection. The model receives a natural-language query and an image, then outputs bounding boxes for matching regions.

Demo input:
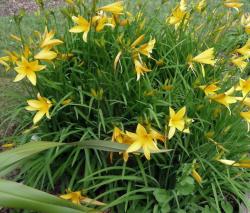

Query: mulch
[0,0,65,16]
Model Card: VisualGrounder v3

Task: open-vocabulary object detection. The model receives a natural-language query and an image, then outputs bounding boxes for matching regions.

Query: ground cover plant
[0,0,250,212]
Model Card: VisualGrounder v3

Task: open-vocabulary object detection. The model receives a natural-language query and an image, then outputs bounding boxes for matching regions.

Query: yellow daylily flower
[35,48,57,60]
[1,143,15,149]
[130,34,145,48]
[209,87,237,111]
[231,56,248,71]
[138,38,156,58]
[188,48,216,76]
[14,57,46,86]
[236,78,250,97]
[111,126,133,162]
[112,127,124,143]
[149,128,166,142]
[134,59,151,81]
[125,124,161,160]
[168,106,189,139]
[235,40,250,57]
[240,111,250,131]
[189,48,216,65]
[60,190,105,206]
[69,16,90,42]
[97,1,124,15]
[60,191,83,205]
[26,93,52,124]
[199,83,220,96]
[241,14,250,34]
[191,169,202,184]
[196,0,207,13]
[40,28,63,48]
[167,5,189,29]
[217,159,250,169]
[224,0,243,12]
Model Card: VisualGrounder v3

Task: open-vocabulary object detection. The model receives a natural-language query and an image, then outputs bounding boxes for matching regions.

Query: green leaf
[0,141,64,174]
[176,177,195,196]
[0,179,95,213]
[221,201,233,213]
[153,189,171,213]
[74,140,171,154]
[153,189,171,204]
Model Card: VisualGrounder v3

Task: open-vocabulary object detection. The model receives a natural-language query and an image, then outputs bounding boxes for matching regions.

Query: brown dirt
[0,0,65,16]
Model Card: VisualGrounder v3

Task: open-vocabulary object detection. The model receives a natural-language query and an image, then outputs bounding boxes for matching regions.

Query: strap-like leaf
[0,179,96,213]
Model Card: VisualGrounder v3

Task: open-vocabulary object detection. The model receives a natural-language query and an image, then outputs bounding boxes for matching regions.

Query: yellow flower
[236,40,250,57]
[168,106,189,139]
[111,126,134,162]
[196,0,206,13]
[97,1,124,15]
[241,14,250,34]
[240,111,250,131]
[112,127,124,143]
[26,93,52,124]
[60,191,82,205]
[167,5,189,29]
[134,59,151,81]
[189,48,216,65]
[1,143,15,149]
[138,38,156,58]
[217,159,250,169]
[224,0,243,12]
[149,128,166,142]
[199,83,220,96]
[130,34,145,48]
[34,47,58,61]
[231,56,248,71]
[130,35,156,60]
[188,48,216,76]
[191,169,202,184]
[60,190,105,206]
[209,87,237,111]
[125,124,160,160]
[14,57,46,86]
[69,16,90,42]
[40,28,63,49]
[236,78,250,97]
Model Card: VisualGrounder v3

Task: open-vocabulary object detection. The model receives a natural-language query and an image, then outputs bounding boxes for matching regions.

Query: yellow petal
[27,72,37,86]
[14,74,25,82]
[33,111,46,124]
[136,124,147,136]
[127,142,142,153]
[69,26,84,33]
[168,127,176,139]
[35,48,57,60]
[175,106,186,119]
